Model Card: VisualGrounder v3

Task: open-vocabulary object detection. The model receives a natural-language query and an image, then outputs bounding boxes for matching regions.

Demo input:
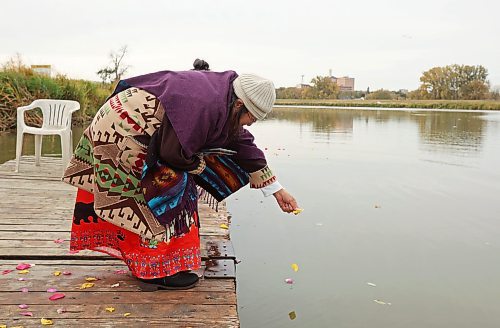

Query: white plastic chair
[15,99,80,173]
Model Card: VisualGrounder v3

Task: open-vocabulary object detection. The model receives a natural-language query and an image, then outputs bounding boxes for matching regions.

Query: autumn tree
[415,64,490,100]
[305,76,339,99]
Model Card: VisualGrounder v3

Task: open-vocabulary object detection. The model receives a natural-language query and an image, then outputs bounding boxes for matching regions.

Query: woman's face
[234,99,257,126]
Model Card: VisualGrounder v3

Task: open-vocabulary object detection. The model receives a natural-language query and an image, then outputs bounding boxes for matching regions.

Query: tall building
[330,75,355,92]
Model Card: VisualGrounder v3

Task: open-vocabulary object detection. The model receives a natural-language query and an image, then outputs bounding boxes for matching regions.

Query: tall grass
[0,67,111,132]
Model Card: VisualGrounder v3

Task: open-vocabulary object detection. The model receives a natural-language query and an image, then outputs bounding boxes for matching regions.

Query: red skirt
[70,188,201,279]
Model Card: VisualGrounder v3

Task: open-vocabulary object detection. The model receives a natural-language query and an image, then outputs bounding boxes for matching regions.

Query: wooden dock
[0,156,239,327]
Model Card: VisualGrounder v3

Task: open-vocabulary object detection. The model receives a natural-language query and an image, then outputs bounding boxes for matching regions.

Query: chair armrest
[17,103,38,128]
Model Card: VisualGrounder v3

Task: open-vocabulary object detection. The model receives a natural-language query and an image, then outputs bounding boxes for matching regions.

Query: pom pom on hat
[233,74,276,120]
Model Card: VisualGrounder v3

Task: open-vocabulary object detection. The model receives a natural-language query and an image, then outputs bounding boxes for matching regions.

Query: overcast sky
[1,0,499,90]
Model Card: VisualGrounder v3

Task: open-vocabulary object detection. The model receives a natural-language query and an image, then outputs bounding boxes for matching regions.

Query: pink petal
[49,293,65,301]
[57,307,67,314]
[62,271,72,275]
[54,239,65,244]
[2,269,13,275]
[18,304,29,309]
[68,250,80,254]
[16,263,31,270]
[20,288,29,293]
[47,288,57,293]
[285,278,294,284]
[19,311,33,317]
[114,270,128,274]
[18,278,26,281]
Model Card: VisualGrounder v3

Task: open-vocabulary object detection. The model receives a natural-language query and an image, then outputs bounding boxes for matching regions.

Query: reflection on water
[229,107,500,328]
[1,108,500,327]
[268,108,490,156]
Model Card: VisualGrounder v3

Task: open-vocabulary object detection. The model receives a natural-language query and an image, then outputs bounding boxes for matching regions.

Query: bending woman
[62,63,299,290]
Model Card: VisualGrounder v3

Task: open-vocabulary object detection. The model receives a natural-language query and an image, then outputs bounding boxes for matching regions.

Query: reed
[0,68,111,132]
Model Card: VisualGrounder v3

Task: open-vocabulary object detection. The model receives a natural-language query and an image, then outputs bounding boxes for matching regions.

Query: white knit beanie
[233,74,276,120]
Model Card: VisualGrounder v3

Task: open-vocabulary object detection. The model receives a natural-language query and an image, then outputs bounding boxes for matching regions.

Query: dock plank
[0,156,239,327]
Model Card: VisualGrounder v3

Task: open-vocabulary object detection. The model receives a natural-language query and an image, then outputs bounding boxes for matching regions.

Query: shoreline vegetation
[2,59,500,133]
[275,99,500,111]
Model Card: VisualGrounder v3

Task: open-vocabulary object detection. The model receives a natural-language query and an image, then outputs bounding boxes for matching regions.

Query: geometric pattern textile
[63,88,167,241]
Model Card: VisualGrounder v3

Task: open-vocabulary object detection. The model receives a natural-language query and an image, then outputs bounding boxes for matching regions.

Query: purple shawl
[121,70,237,157]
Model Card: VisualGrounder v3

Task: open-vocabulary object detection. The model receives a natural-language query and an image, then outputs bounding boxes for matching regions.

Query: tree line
[277,65,499,100]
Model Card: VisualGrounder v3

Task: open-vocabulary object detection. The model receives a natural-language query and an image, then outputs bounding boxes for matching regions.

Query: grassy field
[0,69,111,132]
[275,99,500,110]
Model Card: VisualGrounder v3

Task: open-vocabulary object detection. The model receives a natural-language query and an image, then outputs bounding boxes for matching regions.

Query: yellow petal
[18,270,30,274]
[79,282,95,289]
[219,223,229,230]
[105,307,115,313]
[85,277,98,282]
[41,318,53,325]
[291,263,299,272]
[53,271,62,276]
[292,208,303,215]
[0,325,6,328]
[124,313,131,317]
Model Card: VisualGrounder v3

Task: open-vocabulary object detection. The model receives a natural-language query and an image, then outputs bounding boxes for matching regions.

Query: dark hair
[226,91,248,141]
[193,58,210,71]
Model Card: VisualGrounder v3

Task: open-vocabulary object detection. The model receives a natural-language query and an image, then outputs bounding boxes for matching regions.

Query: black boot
[137,271,199,291]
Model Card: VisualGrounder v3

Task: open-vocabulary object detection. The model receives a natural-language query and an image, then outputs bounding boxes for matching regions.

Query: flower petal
[16,263,31,270]
[49,293,65,301]
[41,318,54,325]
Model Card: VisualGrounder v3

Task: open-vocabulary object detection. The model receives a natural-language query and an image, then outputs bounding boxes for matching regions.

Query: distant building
[31,65,52,77]
[330,75,355,92]
[295,83,312,89]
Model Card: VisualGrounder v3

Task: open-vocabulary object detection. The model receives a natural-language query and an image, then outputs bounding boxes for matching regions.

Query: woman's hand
[273,188,299,213]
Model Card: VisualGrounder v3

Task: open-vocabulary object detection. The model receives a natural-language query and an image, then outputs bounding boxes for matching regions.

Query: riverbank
[275,99,500,110]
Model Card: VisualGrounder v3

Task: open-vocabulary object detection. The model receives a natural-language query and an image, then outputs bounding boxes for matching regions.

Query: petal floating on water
[288,311,297,320]
[284,278,294,284]
[291,263,299,272]
[367,283,377,287]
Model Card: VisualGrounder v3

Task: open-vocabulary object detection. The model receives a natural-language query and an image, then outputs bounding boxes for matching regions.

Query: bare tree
[97,45,130,84]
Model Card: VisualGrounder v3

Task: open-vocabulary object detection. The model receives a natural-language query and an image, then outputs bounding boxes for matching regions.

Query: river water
[1,107,500,327]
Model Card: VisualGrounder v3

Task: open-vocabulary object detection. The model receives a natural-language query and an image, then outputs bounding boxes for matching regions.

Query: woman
[62,61,299,290]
